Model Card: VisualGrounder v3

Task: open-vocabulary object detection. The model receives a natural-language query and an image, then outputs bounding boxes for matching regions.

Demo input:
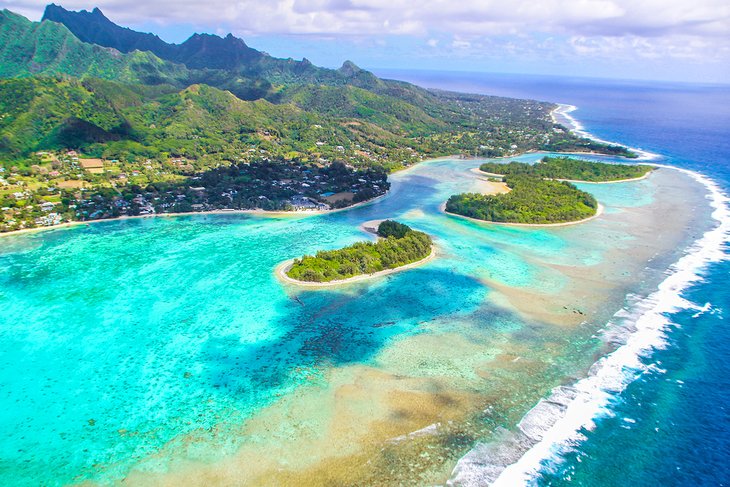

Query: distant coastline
[551,104,659,161]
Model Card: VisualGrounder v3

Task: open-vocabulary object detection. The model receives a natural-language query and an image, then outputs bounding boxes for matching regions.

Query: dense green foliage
[480,156,652,182]
[446,175,598,224]
[377,220,412,239]
[0,9,632,165]
[0,77,143,155]
[0,6,638,232]
[541,139,636,158]
[287,225,432,282]
[0,9,189,85]
[0,73,613,173]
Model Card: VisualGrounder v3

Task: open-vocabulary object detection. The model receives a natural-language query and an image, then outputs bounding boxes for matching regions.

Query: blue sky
[8,0,730,83]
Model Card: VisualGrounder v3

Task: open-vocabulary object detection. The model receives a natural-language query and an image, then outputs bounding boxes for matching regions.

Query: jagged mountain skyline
[9,0,729,83]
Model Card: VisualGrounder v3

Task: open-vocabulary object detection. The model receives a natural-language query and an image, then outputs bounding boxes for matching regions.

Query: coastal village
[0,149,389,233]
[0,84,622,235]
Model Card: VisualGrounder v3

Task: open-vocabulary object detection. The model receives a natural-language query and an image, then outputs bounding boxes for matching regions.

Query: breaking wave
[449,136,729,487]
[552,104,661,161]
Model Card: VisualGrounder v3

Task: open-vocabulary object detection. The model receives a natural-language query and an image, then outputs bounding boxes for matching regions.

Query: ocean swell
[552,104,661,161]
[449,167,729,485]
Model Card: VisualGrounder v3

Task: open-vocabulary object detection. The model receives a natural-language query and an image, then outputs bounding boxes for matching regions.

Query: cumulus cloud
[9,0,730,63]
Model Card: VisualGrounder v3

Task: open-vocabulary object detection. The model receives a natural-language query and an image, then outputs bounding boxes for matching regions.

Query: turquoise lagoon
[0,155,713,485]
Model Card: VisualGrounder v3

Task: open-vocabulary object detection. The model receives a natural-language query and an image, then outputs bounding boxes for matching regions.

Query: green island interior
[445,157,653,224]
[285,220,433,282]
[479,156,653,181]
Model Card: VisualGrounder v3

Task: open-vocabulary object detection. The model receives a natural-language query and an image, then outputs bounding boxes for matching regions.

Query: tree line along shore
[446,157,654,225]
[1,6,636,234]
[284,220,433,284]
[479,156,653,182]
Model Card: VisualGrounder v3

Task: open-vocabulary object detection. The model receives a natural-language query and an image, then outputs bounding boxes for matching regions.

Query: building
[79,159,104,174]
[39,202,56,212]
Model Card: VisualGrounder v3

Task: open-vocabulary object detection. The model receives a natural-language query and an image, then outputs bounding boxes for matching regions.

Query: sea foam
[449,163,729,486]
[552,104,661,162]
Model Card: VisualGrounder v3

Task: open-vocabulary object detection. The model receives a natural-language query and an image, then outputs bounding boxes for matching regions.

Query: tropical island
[479,156,654,182]
[446,175,599,224]
[445,157,654,225]
[280,220,433,284]
[0,6,636,233]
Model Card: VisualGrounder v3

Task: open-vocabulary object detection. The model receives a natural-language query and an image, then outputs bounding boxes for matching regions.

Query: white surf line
[552,104,661,162]
[489,167,729,486]
[449,170,729,484]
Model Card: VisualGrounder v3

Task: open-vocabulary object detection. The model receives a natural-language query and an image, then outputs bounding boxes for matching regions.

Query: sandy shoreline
[0,192,390,240]
[0,144,641,241]
[275,245,437,288]
[444,157,652,228]
[442,202,605,228]
[557,172,653,184]
[477,167,654,184]
[359,219,385,235]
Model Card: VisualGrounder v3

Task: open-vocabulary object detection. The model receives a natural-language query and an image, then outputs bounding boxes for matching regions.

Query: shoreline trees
[479,156,652,182]
[286,221,432,282]
[446,175,598,224]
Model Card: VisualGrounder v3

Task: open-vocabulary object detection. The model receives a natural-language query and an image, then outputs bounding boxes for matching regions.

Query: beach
[0,139,720,486]
[0,192,390,239]
[274,245,437,288]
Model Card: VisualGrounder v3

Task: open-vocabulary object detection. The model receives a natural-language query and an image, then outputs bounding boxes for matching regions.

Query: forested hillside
[0,5,634,232]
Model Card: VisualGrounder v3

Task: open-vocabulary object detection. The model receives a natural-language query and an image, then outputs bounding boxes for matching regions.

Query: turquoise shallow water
[380,71,729,486]
[0,153,712,485]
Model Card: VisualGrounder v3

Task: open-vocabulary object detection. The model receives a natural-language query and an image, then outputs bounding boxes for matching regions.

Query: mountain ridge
[43,4,179,59]
[0,5,635,233]
[0,9,190,85]
[0,5,633,165]
[42,4,305,73]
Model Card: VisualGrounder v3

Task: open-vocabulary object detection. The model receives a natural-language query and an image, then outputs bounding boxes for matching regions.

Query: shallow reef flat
[0,154,714,486]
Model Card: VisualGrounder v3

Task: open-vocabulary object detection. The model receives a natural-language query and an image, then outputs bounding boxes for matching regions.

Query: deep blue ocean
[376,69,730,486]
[1,69,727,485]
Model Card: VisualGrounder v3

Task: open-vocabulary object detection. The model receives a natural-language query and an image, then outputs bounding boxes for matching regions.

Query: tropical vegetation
[479,156,652,182]
[286,221,432,282]
[0,5,636,232]
[445,175,598,224]
[376,219,412,239]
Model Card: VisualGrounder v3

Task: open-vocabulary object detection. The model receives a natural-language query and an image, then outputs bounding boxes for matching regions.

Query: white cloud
[451,37,471,50]
[10,0,730,64]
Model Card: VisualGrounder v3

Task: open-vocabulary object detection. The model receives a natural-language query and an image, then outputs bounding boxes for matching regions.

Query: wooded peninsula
[479,156,653,182]
[285,220,433,283]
